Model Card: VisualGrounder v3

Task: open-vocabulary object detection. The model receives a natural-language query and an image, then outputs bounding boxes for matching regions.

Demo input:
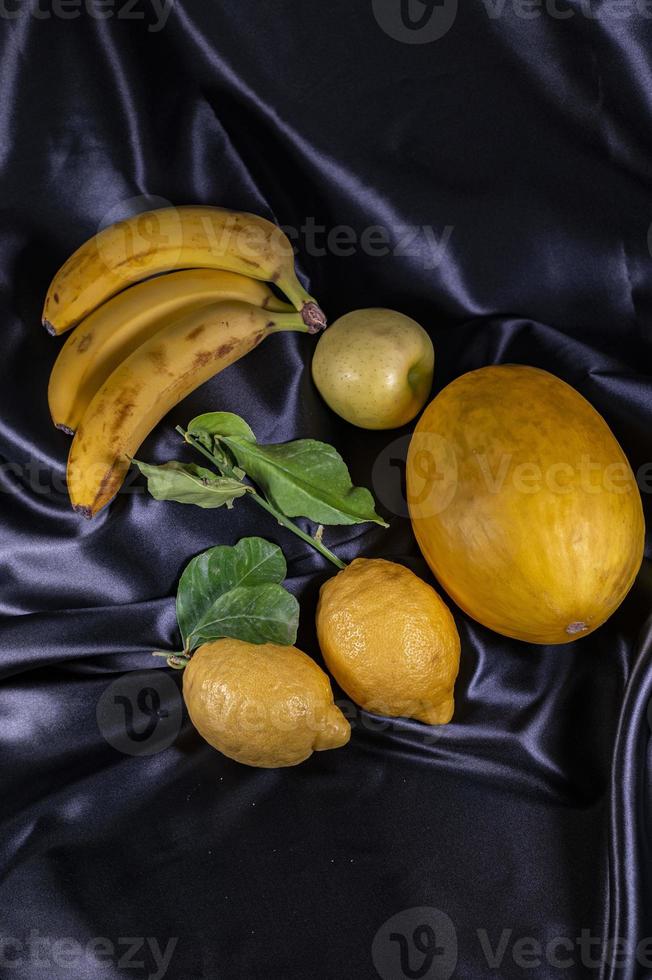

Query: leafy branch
[179,427,347,570]
[135,411,389,570]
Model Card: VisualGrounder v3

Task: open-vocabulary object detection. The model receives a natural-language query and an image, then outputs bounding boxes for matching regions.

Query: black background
[1,2,651,978]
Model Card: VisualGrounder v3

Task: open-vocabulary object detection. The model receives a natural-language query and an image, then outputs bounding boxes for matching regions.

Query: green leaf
[187,412,256,448]
[182,583,298,648]
[220,437,388,527]
[176,537,298,652]
[135,460,249,510]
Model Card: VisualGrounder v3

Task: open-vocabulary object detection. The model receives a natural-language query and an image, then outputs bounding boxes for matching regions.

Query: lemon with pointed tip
[183,638,351,768]
[316,558,460,725]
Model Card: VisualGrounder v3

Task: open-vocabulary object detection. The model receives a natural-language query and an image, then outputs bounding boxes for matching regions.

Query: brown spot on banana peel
[216,341,236,358]
[110,401,136,434]
[147,347,169,374]
[193,351,213,369]
[191,338,237,366]
[77,334,93,354]
[186,325,206,341]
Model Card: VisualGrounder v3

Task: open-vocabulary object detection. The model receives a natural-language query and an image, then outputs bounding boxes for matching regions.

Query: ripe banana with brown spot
[67,300,317,518]
[43,206,326,335]
[48,268,292,435]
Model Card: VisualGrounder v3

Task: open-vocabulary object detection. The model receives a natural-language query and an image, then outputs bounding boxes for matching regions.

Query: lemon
[183,638,351,768]
[316,558,460,725]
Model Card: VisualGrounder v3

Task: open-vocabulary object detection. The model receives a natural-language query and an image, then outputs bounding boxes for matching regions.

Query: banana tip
[301,302,327,334]
[56,423,75,436]
[43,319,57,336]
[73,504,93,520]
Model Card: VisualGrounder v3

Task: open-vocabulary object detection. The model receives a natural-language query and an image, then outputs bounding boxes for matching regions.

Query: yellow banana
[67,300,316,518]
[48,268,292,435]
[43,206,326,335]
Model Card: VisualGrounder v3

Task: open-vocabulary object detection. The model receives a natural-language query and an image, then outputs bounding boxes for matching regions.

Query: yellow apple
[311,308,434,430]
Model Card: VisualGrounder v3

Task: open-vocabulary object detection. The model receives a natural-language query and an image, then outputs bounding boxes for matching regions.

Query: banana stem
[274,280,327,333]
[178,428,346,570]
[268,308,327,336]
[267,312,313,333]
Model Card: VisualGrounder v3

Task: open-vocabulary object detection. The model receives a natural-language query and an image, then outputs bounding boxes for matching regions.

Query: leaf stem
[177,428,346,570]
[244,484,347,569]
[152,651,190,669]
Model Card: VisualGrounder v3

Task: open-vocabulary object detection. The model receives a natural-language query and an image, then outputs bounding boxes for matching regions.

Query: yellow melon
[406,365,644,644]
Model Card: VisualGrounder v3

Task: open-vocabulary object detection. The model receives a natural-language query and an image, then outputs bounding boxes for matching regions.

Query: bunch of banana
[44,206,327,517]
[48,268,293,434]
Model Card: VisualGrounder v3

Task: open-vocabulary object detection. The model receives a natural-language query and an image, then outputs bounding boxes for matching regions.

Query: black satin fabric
[1,3,651,978]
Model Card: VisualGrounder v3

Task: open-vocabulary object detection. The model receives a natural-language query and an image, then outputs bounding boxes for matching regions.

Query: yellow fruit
[48,268,292,434]
[182,638,351,768]
[67,300,313,517]
[42,205,326,335]
[311,308,434,429]
[316,558,460,724]
[407,365,645,644]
